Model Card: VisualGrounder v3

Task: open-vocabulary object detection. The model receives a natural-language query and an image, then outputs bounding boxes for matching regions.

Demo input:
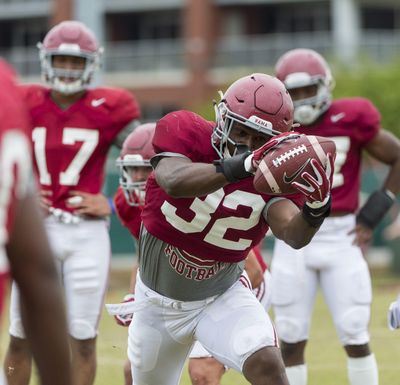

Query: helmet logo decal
[249,115,273,130]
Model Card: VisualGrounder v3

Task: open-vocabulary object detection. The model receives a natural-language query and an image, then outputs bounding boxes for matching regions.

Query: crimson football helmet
[116,123,156,206]
[38,20,103,94]
[275,48,334,126]
[212,73,294,158]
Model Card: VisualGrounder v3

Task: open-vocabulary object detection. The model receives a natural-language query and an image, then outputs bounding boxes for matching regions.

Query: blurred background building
[1,0,400,119]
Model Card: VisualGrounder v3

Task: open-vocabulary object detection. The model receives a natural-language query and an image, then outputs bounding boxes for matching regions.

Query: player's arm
[6,193,72,385]
[153,135,288,198]
[111,89,141,148]
[266,152,334,249]
[266,198,322,249]
[387,294,400,330]
[154,156,230,197]
[353,129,400,246]
[365,129,400,195]
[113,119,141,148]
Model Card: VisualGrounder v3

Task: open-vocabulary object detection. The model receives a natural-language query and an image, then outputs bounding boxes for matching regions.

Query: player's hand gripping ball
[253,134,336,195]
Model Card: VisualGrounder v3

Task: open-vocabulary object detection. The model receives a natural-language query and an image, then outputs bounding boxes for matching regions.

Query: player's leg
[195,278,288,385]
[320,216,377,385]
[128,276,195,385]
[4,284,31,385]
[188,342,225,385]
[271,239,318,385]
[63,219,110,385]
[4,217,64,385]
[253,268,272,311]
[3,336,31,385]
[187,268,273,385]
[122,265,138,385]
[123,359,132,385]
[70,337,97,385]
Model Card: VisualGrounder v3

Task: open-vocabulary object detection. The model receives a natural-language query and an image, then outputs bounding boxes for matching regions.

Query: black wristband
[302,196,332,228]
[213,151,253,182]
[356,190,395,229]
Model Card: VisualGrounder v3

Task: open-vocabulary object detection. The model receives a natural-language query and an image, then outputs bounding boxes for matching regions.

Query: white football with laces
[253,134,336,195]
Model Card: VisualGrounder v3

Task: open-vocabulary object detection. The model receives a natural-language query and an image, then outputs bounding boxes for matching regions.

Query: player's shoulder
[154,110,214,158]
[85,87,140,122]
[0,60,16,85]
[158,110,213,134]
[331,97,380,123]
[0,65,29,129]
[0,72,30,138]
[18,83,49,106]
[87,86,138,108]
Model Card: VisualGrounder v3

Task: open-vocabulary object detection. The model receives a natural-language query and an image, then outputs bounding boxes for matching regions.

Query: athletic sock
[285,364,307,385]
[347,354,378,385]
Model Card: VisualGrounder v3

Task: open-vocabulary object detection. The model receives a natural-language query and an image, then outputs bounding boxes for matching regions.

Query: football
[253,134,336,195]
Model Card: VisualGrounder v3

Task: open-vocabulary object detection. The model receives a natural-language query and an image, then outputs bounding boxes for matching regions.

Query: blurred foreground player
[0,60,72,385]
[272,48,400,385]
[124,73,334,385]
[4,20,140,385]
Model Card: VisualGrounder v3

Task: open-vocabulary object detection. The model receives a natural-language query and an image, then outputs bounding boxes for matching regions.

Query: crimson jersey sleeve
[346,98,380,144]
[114,187,142,240]
[105,87,141,132]
[152,110,215,161]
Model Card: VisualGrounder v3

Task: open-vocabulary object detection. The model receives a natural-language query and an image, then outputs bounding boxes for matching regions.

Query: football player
[111,122,155,385]
[121,73,334,385]
[109,123,274,385]
[4,20,140,385]
[272,48,400,385]
[0,60,73,385]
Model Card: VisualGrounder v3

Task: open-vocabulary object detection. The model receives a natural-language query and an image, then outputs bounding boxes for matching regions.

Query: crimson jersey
[21,84,140,211]
[0,61,32,315]
[142,110,302,263]
[298,98,380,213]
[114,186,142,239]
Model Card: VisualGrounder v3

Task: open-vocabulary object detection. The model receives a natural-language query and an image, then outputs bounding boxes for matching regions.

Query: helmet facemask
[284,72,333,126]
[38,43,103,95]
[116,156,152,207]
[212,94,280,159]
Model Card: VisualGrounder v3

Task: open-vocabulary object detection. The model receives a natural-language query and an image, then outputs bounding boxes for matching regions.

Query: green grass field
[4,268,400,385]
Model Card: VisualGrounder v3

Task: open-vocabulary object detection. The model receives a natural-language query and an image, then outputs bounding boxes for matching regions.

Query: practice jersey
[21,84,140,212]
[297,98,380,213]
[114,186,142,240]
[142,110,303,263]
[0,61,32,314]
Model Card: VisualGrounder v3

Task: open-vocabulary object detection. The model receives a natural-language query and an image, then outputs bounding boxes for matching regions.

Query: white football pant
[189,268,272,359]
[271,214,371,346]
[9,216,110,340]
[128,274,278,385]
